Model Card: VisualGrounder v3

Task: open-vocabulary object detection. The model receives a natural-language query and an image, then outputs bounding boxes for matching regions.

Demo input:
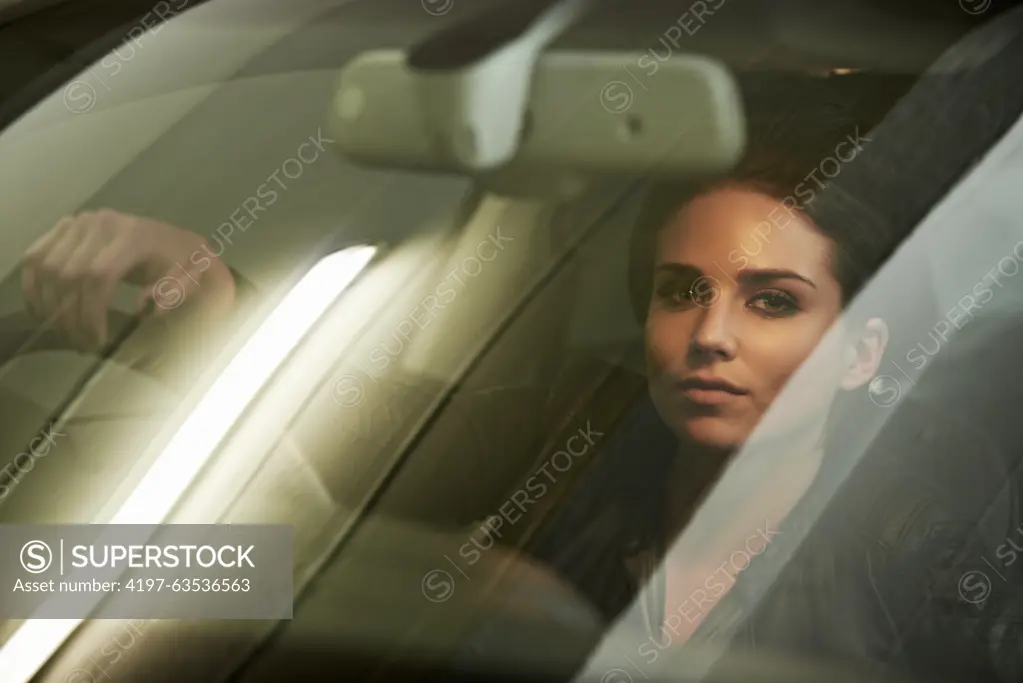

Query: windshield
[3,1,1023,682]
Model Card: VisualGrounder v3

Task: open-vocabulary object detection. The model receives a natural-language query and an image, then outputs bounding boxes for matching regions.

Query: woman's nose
[688,295,738,360]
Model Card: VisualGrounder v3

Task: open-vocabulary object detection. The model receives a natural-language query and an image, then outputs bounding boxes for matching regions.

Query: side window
[921,115,1023,321]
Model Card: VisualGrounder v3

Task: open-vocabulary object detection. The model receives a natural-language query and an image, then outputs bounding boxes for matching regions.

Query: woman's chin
[675,416,749,453]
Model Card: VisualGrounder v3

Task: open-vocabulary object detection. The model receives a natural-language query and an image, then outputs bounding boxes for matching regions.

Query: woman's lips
[676,376,748,406]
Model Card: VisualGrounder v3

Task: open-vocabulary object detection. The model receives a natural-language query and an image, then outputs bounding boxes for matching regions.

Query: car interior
[2,0,1023,682]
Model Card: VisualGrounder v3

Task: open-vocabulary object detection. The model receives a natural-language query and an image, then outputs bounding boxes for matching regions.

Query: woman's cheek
[753,324,842,409]
[748,328,823,400]
[645,315,688,376]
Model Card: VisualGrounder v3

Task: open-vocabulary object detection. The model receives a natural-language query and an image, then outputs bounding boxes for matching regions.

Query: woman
[526,152,1019,683]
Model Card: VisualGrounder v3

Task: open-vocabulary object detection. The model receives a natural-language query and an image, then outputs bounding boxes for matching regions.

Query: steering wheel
[0,307,153,362]
[0,304,178,524]
[0,302,167,376]
[0,305,166,443]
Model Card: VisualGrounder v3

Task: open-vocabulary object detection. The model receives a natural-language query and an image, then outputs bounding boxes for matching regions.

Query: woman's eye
[656,282,694,307]
[656,279,714,308]
[749,290,798,315]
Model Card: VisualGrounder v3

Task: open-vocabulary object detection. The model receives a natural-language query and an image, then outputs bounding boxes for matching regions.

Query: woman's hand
[21,209,237,350]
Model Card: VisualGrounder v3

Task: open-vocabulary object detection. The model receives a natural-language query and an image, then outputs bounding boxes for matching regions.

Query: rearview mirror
[328,49,746,196]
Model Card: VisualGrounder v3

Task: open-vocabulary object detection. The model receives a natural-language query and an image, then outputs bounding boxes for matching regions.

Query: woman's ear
[840,317,889,391]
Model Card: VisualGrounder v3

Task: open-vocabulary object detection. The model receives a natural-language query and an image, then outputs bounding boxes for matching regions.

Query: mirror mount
[404,0,595,171]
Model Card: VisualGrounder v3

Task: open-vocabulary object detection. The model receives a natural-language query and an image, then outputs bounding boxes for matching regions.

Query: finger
[135,287,152,315]
[61,217,112,348]
[75,210,125,348]
[21,263,39,319]
[52,212,111,346]
[83,231,146,347]
[37,217,86,326]
[22,216,73,319]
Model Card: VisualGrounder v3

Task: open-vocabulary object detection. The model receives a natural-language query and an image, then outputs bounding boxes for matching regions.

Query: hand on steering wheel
[20,208,237,350]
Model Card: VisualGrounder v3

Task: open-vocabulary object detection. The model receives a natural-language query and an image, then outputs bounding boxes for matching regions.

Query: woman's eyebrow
[653,263,702,277]
[738,268,817,289]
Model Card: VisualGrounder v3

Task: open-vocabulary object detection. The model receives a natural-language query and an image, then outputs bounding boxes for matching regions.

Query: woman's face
[645,185,854,451]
